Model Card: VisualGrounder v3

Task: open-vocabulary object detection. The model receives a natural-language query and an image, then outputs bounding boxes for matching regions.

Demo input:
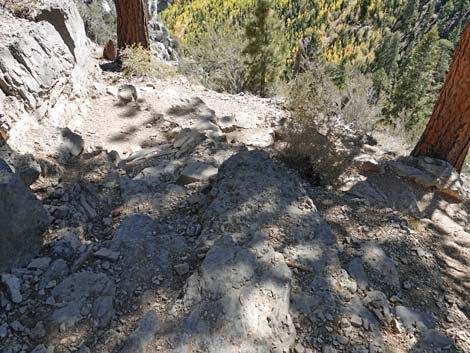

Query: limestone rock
[28,257,52,270]
[50,271,115,329]
[362,243,399,290]
[395,305,436,331]
[389,157,466,201]
[226,128,274,148]
[36,0,93,92]
[175,233,295,353]
[0,0,93,140]
[0,169,49,271]
[415,329,457,352]
[110,215,188,291]
[353,154,383,173]
[94,248,120,262]
[0,152,41,186]
[177,161,218,185]
[118,310,160,353]
[40,259,70,289]
[1,273,22,303]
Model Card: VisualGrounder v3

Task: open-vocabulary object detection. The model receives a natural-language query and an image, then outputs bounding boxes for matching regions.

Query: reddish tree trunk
[411,21,470,173]
[114,0,150,50]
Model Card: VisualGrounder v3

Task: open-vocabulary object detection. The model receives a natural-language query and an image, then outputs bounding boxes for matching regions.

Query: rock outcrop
[0,168,50,271]
[0,0,94,150]
[389,156,466,201]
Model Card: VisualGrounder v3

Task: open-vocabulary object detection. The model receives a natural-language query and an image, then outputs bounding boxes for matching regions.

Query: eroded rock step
[163,151,336,352]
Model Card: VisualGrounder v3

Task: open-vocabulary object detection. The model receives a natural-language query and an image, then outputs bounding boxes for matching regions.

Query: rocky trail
[1,2,470,353]
[2,69,470,353]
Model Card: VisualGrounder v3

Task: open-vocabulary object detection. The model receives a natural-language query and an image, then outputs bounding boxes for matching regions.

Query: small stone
[102,261,111,270]
[350,314,362,327]
[46,280,57,289]
[403,281,412,290]
[336,335,349,345]
[31,344,47,353]
[78,345,91,353]
[416,248,426,257]
[391,318,402,333]
[94,248,120,262]
[1,274,23,303]
[30,321,46,339]
[102,218,113,227]
[294,343,305,353]
[446,315,455,323]
[322,345,337,353]
[174,263,190,276]
[0,323,8,338]
[340,318,351,328]
[10,320,24,332]
[28,257,52,270]
[46,296,56,305]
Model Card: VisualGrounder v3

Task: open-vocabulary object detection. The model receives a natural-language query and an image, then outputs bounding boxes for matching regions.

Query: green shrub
[282,63,346,183]
[282,61,380,183]
[121,44,176,78]
[178,25,246,93]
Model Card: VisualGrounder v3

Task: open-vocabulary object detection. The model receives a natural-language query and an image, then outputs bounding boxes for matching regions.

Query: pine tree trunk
[411,21,470,173]
[114,0,150,50]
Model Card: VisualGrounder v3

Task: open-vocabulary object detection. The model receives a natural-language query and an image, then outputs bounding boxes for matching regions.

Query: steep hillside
[162,0,470,68]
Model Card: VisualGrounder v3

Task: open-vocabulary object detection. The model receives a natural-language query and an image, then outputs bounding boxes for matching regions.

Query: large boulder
[388,157,466,201]
[0,168,50,271]
[175,233,295,353]
[0,0,93,149]
[0,19,74,113]
[36,0,93,92]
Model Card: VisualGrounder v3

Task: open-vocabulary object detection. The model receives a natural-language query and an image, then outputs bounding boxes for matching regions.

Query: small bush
[340,68,382,132]
[121,44,176,78]
[282,62,379,184]
[178,25,246,93]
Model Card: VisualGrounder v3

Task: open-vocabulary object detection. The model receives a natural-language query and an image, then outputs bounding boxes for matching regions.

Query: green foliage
[162,0,468,139]
[283,62,344,183]
[284,60,380,183]
[178,25,246,93]
[398,0,418,33]
[243,0,288,96]
[384,27,440,138]
[374,31,400,76]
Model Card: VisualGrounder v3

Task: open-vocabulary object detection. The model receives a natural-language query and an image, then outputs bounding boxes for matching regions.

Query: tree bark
[411,21,470,173]
[114,0,150,50]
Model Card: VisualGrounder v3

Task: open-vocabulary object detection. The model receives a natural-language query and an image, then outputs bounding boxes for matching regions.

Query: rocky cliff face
[0,0,95,151]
